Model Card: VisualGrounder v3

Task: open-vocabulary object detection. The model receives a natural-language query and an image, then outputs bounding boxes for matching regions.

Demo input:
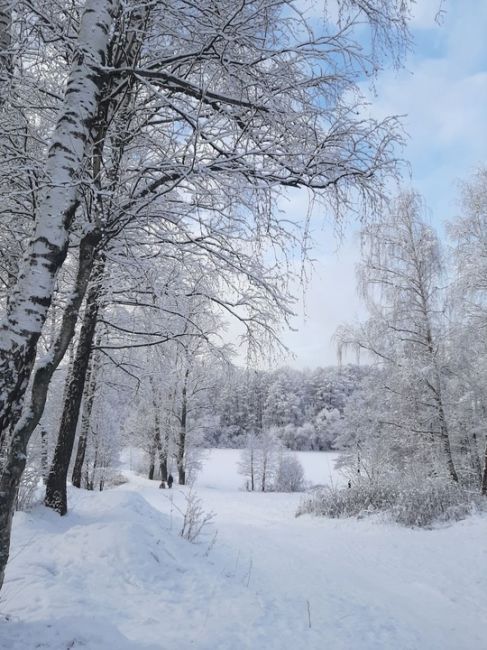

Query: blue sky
[282,0,487,367]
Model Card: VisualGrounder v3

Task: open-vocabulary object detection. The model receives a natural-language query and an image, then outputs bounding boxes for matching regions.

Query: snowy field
[194,448,342,490]
[1,450,487,650]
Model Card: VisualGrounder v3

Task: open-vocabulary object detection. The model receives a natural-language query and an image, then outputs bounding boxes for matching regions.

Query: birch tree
[338,192,459,482]
[0,0,119,591]
[449,168,487,493]
[3,0,149,515]
[0,0,117,445]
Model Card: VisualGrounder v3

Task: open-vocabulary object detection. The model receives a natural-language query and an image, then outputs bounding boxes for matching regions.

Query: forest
[0,1,486,648]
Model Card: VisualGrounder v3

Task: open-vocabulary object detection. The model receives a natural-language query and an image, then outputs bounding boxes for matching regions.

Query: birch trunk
[0,230,100,590]
[9,230,100,452]
[176,369,190,486]
[40,428,48,484]
[0,231,99,474]
[417,259,459,483]
[0,0,118,453]
[436,393,459,483]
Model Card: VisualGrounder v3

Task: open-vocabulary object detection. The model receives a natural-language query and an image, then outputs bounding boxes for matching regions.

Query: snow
[2,450,487,649]
[194,448,342,491]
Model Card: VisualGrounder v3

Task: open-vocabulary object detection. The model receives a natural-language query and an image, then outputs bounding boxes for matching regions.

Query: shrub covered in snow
[390,479,481,527]
[179,488,216,543]
[297,476,483,527]
[105,472,129,488]
[297,481,395,519]
[272,454,305,492]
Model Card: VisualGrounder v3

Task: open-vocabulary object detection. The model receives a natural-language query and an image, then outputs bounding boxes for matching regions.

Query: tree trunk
[152,414,167,482]
[424,324,458,483]
[470,432,482,482]
[481,438,487,496]
[0,1,114,576]
[40,428,48,484]
[0,0,118,456]
[72,344,100,488]
[148,449,155,480]
[436,396,459,483]
[261,455,267,492]
[2,230,100,465]
[176,368,189,486]
[158,443,168,483]
[0,428,28,592]
[86,442,99,491]
[0,230,101,590]
[177,463,185,486]
[150,376,168,482]
[44,260,104,514]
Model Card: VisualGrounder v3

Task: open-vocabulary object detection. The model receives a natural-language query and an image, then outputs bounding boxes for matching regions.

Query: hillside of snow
[1,450,487,649]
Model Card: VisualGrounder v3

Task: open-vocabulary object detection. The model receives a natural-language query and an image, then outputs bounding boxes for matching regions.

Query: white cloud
[362,1,487,226]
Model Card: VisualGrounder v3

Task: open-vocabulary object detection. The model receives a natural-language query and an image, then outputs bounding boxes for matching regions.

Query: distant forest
[206,364,367,451]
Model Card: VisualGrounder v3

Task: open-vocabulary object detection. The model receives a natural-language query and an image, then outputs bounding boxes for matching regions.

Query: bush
[297,476,482,527]
[106,472,129,488]
[179,488,216,543]
[297,481,396,519]
[391,479,481,527]
[272,454,305,492]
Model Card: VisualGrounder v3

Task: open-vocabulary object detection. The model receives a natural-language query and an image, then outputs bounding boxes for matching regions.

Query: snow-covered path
[2,450,487,649]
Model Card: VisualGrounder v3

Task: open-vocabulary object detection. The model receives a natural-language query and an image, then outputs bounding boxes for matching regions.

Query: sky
[280,0,487,369]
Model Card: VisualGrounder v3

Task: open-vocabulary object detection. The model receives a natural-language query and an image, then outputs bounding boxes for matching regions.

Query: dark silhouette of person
[167,474,174,488]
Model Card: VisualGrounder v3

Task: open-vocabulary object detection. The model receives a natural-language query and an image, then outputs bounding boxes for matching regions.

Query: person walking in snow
[167,474,174,488]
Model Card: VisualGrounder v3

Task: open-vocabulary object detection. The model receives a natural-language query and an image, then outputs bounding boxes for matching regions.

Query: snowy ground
[1,449,487,649]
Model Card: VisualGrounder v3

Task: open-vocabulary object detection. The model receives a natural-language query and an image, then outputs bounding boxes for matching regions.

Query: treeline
[206,365,368,450]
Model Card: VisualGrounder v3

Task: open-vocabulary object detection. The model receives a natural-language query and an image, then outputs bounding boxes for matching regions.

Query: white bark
[0,0,119,444]
[0,0,119,591]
